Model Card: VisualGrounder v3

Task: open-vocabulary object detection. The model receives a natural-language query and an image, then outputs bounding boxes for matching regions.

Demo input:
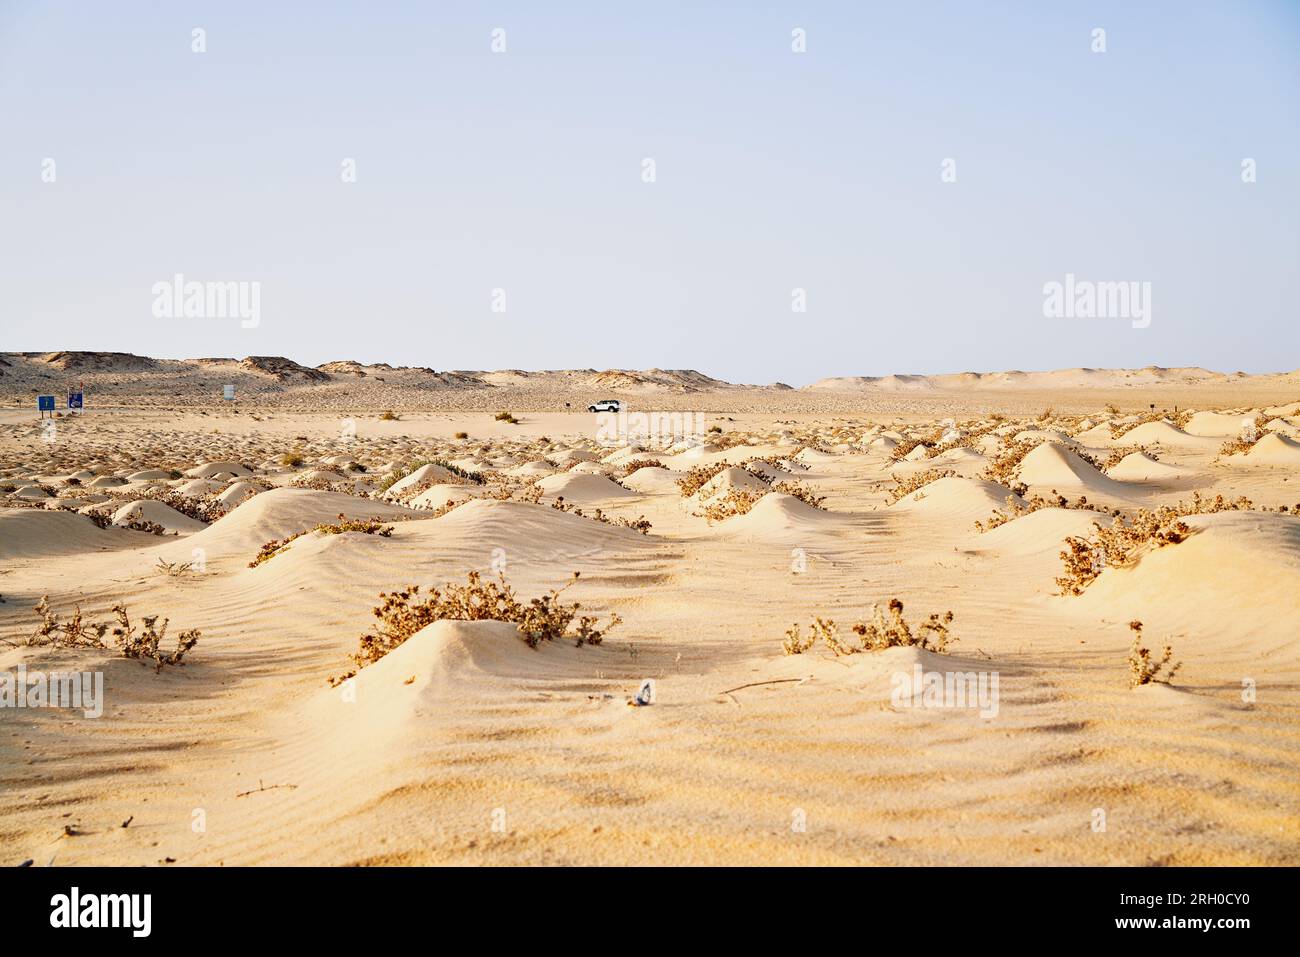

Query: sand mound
[505,460,556,477]
[111,500,207,534]
[382,463,463,496]
[1243,432,1300,465]
[550,449,599,465]
[535,472,635,503]
[1117,421,1217,448]
[1016,443,1133,498]
[297,468,348,483]
[405,483,485,510]
[1106,452,1191,482]
[176,478,225,497]
[216,480,265,507]
[697,467,769,501]
[719,492,844,537]
[890,476,1024,519]
[1184,411,1254,437]
[341,620,580,708]
[0,508,127,558]
[622,466,680,493]
[1078,512,1300,653]
[977,507,1111,556]
[174,487,416,558]
[185,461,253,479]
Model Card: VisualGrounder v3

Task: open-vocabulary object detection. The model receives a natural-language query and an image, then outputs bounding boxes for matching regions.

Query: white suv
[588,399,621,413]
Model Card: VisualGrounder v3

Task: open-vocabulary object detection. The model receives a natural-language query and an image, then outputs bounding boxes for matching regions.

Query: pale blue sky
[2,1,1297,385]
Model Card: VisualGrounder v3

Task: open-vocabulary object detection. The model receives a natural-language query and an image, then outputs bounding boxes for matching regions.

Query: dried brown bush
[249,515,394,568]
[784,599,956,656]
[975,493,1104,533]
[979,440,1039,484]
[15,597,198,672]
[1127,621,1181,687]
[1056,507,1192,595]
[331,571,620,683]
[550,496,652,534]
[887,469,955,505]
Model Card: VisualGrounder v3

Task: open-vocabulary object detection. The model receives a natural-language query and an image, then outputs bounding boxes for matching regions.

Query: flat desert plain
[1,354,1299,866]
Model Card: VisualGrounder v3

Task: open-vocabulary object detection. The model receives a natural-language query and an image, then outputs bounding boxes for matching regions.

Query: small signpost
[37,395,55,418]
[68,391,84,413]
[223,384,236,401]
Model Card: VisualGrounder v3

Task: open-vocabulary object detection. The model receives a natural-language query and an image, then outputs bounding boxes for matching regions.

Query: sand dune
[1016,442,1134,499]
[1,377,1298,868]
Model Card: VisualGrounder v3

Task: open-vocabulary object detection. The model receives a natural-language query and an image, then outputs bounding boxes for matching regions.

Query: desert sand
[1,352,1298,865]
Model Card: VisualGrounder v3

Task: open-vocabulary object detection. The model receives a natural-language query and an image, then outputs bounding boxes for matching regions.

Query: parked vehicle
[588,399,621,413]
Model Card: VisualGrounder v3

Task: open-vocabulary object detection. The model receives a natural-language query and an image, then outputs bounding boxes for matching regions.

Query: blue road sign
[37,395,55,412]
[68,392,84,409]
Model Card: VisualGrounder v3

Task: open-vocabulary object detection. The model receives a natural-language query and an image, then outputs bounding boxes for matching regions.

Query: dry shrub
[1102,445,1158,471]
[623,458,664,476]
[18,597,198,672]
[281,452,306,467]
[380,459,485,497]
[784,599,955,656]
[887,469,955,505]
[1057,508,1192,595]
[331,571,620,683]
[1108,408,1192,439]
[772,480,826,509]
[550,496,652,534]
[979,439,1039,484]
[379,410,399,421]
[494,411,519,424]
[1217,436,1257,458]
[1127,621,1180,687]
[700,488,767,523]
[249,514,394,568]
[975,493,1104,533]
[890,435,937,462]
[675,462,731,497]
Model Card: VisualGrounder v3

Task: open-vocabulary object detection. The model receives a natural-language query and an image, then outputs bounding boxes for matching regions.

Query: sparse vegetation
[784,599,956,656]
[330,571,621,684]
[1127,620,1181,687]
[249,515,394,568]
[15,596,199,671]
[495,411,519,424]
[550,496,652,534]
[887,469,955,505]
[975,493,1106,533]
[1057,508,1192,595]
